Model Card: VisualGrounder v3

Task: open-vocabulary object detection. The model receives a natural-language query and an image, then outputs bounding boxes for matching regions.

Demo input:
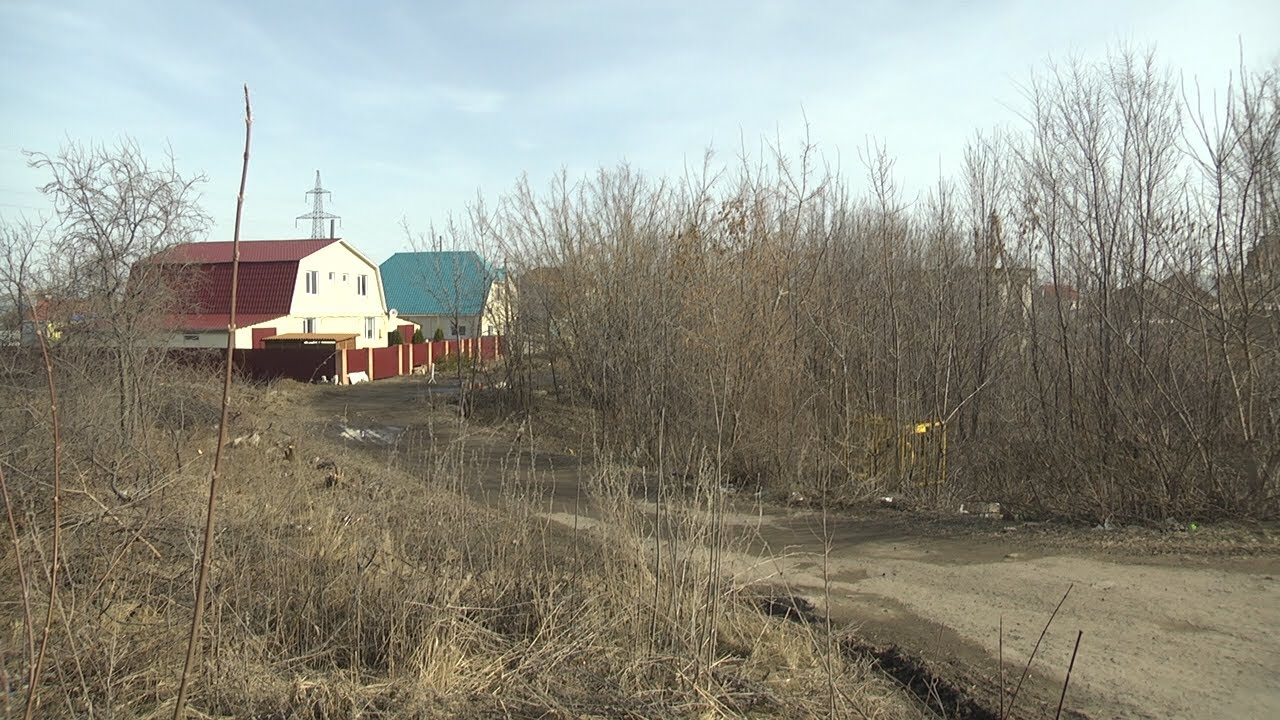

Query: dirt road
[724,510,1280,719]
[297,377,1280,719]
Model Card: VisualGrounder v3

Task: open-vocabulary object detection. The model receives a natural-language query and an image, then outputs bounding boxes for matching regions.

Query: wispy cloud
[342,82,505,115]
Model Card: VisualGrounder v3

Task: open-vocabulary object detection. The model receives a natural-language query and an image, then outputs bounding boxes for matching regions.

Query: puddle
[337,423,405,445]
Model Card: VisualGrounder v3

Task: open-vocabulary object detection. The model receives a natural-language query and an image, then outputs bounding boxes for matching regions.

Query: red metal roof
[158,261,298,328]
[154,238,339,263]
[143,239,338,330]
[1039,283,1080,301]
[25,297,94,323]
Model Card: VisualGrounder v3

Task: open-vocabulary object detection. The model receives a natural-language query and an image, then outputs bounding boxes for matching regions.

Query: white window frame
[305,270,318,294]
[303,318,317,333]
[357,274,368,296]
[364,316,376,339]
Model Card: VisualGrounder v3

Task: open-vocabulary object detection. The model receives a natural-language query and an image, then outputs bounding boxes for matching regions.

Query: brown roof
[262,333,358,342]
[1038,283,1080,301]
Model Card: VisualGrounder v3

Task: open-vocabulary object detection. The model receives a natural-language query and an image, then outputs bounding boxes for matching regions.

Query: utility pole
[296,170,340,238]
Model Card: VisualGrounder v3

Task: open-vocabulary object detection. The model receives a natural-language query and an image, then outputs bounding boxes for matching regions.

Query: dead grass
[1,375,923,719]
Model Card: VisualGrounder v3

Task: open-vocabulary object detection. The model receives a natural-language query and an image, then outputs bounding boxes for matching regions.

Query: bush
[387,329,402,346]
[434,351,475,374]
[431,327,444,342]
[413,328,425,344]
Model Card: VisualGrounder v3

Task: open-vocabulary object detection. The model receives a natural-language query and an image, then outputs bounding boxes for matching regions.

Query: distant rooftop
[380,251,499,317]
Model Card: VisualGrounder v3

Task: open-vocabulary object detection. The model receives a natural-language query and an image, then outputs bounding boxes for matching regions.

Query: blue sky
[1,0,1277,262]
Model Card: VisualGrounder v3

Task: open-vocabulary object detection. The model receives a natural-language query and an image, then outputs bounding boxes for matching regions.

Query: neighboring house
[1036,283,1081,313]
[379,251,512,339]
[1246,233,1279,280]
[147,238,410,349]
[1245,233,1280,313]
[516,265,566,349]
[1112,273,1214,335]
[18,296,93,347]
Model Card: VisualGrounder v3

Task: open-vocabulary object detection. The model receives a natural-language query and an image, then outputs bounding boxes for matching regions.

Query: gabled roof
[380,251,496,316]
[153,238,339,264]
[24,296,95,323]
[146,239,342,331]
[162,262,300,328]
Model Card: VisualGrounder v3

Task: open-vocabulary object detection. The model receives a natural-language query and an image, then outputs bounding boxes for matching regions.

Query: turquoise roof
[380,251,496,317]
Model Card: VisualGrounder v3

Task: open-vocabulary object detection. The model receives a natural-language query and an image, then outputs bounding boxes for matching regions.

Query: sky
[1,0,1277,262]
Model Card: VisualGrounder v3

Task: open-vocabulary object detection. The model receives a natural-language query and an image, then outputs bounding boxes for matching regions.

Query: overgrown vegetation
[0,132,918,717]
[3,42,1277,720]
[482,50,1280,522]
[0,371,920,718]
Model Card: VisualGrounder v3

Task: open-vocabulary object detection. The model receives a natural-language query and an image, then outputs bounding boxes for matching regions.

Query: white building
[148,238,413,349]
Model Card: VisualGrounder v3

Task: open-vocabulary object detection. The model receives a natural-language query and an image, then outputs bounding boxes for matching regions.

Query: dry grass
[1,373,922,719]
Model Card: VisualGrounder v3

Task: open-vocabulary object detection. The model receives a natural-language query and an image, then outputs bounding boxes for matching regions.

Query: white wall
[482,276,515,336]
[165,330,229,348]
[162,323,271,349]
[403,314,481,340]
[288,240,398,348]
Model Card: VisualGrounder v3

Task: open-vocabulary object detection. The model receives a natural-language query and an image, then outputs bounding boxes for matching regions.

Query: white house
[379,250,513,339]
[148,238,414,349]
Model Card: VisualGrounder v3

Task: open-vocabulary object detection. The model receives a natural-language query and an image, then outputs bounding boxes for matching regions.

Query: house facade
[379,251,512,339]
[150,238,412,349]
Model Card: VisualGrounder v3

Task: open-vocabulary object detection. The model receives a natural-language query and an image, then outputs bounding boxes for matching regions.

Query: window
[303,318,316,333]
[451,321,468,337]
[183,334,199,342]
[305,270,318,294]
[328,272,335,280]
[364,316,376,339]
[342,273,348,282]
[357,274,368,296]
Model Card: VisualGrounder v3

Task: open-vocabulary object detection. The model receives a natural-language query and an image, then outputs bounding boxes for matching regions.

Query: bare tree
[475,48,1278,522]
[25,140,209,449]
[0,216,52,347]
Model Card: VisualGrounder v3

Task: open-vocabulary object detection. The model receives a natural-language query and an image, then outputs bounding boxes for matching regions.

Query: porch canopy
[261,333,358,350]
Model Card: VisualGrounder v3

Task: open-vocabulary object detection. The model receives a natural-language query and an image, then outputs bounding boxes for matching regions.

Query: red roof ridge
[151,238,341,264]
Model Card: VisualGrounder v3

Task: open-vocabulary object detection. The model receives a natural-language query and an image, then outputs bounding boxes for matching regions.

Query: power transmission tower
[296,170,340,238]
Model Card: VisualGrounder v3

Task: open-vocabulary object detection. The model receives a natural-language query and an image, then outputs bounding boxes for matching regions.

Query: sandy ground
[297,376,1280,720]
[718,510,1280,719]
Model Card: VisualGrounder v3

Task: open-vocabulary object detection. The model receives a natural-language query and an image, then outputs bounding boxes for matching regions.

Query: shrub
[387,329,402,346]
[433,351,475,374]
[413,328,426,344]
[431,328,444,342]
